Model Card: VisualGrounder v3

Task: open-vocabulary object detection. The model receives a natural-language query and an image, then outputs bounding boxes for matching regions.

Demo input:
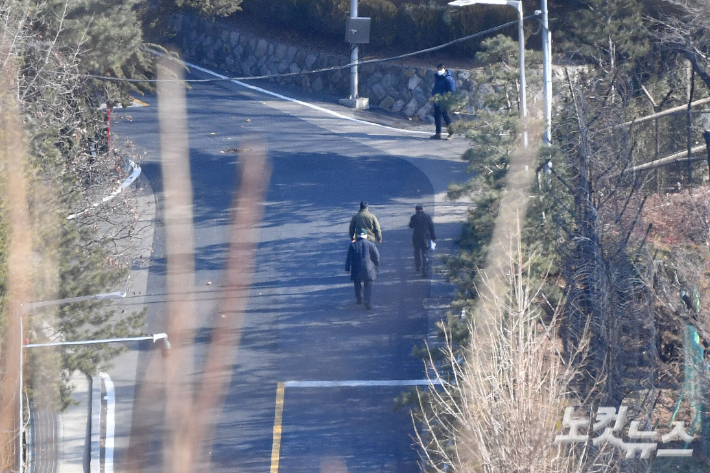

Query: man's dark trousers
[345,237,380,308]
[353,279,373,305]
[433,104,451,134]
[414,246,430,276]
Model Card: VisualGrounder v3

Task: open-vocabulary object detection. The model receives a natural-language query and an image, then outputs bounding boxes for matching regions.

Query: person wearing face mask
[430,63,456,140]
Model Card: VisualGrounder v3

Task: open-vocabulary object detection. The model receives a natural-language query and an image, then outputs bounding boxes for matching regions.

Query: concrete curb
[67,160,142,220]
[57,372,91,473]
[89,375,100,473]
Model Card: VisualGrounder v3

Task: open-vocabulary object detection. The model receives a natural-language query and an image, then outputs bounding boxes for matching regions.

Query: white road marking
[100,372,115,473]
[178,58,430,136]
[283,379,443,388]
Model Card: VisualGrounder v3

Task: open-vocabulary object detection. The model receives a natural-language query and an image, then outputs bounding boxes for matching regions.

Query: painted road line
[269,379,444,472]
[168,55,430,136]
[100,372,116,473]
[284,379,443,388]
[270,382,286,473]
[131,97,149,107]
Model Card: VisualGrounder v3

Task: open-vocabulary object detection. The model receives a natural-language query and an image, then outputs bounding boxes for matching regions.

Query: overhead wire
[39,14,539,84]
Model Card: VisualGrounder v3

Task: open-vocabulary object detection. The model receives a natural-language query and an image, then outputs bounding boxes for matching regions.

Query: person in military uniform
[348,201,382,243]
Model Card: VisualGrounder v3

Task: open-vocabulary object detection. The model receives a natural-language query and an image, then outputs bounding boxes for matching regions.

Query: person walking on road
[430,63,455,140]
[346,228,380,309]
[349,201,383,243]
[409,204,436,277]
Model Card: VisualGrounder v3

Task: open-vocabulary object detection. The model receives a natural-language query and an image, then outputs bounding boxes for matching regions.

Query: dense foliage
[413,1,710,471]
[1,0,151,412]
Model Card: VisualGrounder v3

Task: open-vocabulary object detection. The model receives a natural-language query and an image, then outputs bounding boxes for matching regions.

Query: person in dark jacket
[345,228,381,309]
[409,204,436,277]
[430,63,456,140]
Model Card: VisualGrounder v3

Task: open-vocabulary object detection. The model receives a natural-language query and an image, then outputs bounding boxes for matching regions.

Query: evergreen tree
[1,0,150,409]
[559,0,650,71]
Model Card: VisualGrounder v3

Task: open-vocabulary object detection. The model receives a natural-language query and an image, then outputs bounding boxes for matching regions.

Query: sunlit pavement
[109,65,471,473]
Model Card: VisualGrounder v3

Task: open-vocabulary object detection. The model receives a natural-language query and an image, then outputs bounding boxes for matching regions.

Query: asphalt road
[110,66,470,473]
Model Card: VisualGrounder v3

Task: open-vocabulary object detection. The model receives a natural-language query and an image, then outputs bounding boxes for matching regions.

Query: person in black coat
[409,205,436,277]
[430,63,456,140]
[345,228,380,309]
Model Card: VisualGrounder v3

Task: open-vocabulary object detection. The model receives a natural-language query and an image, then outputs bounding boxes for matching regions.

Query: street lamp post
[17,291,127,473]
[449,0,528,147]
[540,0,552,144]
[349,0,359,101]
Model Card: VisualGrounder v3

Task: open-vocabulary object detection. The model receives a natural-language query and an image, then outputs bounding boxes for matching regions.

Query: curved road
[111,66,470,473]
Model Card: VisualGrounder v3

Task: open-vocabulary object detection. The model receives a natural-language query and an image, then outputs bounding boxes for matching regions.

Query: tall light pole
[540,0,552,144]
[449,0,528,147]
[349,0,359,101]
[17,291,126,473]
[340,0,370,110]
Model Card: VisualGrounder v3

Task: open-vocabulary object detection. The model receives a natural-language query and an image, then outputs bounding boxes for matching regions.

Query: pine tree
[559,0,650,71]
[1,0,150,409]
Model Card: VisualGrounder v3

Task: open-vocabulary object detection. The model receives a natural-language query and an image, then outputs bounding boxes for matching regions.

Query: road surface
[110,65,471,473]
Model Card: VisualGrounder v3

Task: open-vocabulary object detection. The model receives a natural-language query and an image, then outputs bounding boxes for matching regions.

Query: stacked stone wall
[160,12,481,124]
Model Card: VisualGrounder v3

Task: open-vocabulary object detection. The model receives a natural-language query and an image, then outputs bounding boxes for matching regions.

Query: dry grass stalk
[0,46,33,470]
[415,228,602,473]
[156,55,199,473]
[125,54,271,473]
[472,125,541,352]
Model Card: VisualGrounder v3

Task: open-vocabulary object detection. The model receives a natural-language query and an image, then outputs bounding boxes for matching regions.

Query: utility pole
[349,0,358,101]
[339,0,370,110]
[541,0,552,144]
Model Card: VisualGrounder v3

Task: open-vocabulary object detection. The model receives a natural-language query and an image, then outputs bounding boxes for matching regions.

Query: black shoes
[356,300,370,309]
[431,128,454,140]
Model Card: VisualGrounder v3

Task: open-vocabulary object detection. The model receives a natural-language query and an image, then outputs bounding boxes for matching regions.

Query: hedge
[238,0,533,57]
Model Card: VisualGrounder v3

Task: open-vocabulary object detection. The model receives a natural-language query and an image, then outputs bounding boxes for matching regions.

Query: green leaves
[559,0,649,70]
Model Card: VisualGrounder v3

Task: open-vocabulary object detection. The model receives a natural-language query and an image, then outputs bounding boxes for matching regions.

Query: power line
[41,14,538,84]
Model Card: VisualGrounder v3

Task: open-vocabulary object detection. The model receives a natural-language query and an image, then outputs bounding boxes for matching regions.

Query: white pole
[541,0,552,144]
[349,0,359,99]
[516,2,528,148]
[24,335,159,348]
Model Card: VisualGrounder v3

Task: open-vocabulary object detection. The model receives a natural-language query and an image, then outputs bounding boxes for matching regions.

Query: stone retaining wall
[160,12,481,124]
